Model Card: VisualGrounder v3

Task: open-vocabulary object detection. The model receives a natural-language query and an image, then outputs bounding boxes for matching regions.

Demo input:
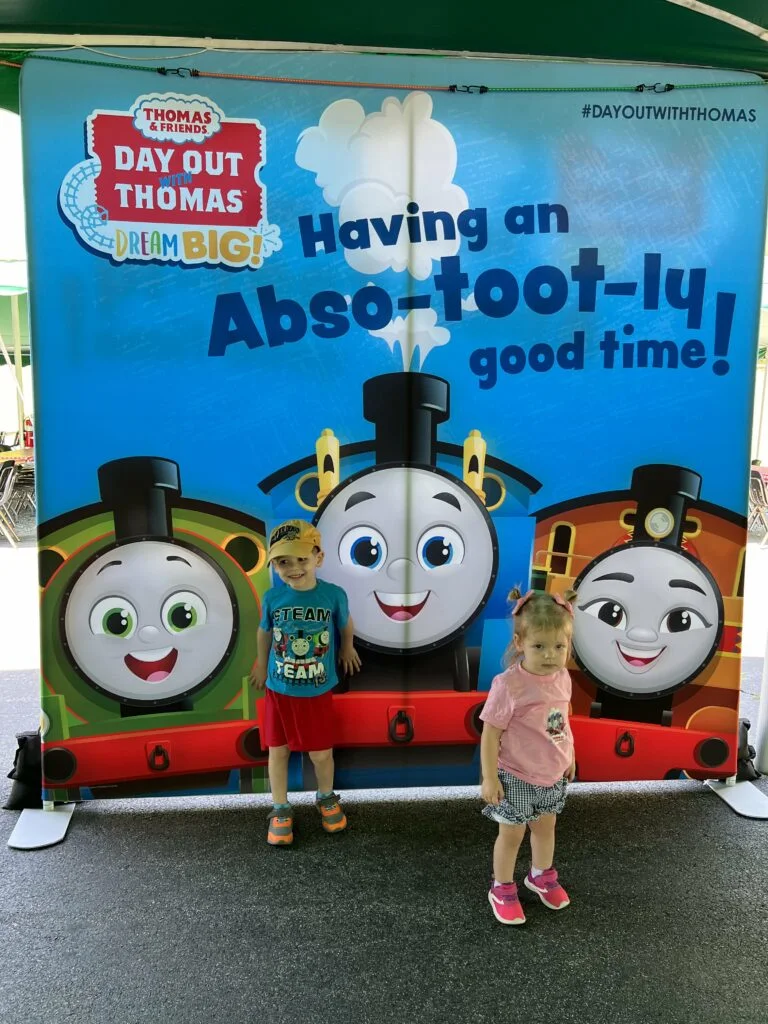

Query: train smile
[125,647,179,682]
[375,591,430,621]
[616,643,665,669]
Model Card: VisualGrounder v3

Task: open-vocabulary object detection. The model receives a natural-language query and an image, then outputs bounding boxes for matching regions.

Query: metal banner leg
[705,630,768,819]
[7,802,76,850]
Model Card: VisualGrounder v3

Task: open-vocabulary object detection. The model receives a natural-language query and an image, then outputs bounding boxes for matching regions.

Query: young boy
[251,519,361,846]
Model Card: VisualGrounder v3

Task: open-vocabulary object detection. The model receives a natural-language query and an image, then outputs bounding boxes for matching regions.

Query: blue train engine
[259,370,541,786]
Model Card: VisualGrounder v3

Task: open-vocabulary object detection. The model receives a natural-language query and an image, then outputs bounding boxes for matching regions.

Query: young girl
[480,589,576,925]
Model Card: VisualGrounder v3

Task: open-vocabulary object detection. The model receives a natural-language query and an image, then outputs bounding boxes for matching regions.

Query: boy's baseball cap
[268,520,322,561]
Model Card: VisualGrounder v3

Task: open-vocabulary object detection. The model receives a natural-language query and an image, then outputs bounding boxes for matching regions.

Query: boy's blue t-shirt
[259,579,349,697]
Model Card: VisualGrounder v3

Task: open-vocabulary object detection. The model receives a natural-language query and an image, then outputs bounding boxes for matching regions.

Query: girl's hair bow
[511,589,574,617]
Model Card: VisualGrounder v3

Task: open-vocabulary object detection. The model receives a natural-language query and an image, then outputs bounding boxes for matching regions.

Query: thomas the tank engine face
[572,544,722,697]
[316,465,496,653]
[64,540,236,704]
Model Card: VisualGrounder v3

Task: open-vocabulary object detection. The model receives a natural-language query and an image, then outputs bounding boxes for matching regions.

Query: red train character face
[572,465,725,701]
[573,543,722,698]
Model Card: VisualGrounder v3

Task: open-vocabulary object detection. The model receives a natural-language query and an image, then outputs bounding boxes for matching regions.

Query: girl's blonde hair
[503,586,577,666]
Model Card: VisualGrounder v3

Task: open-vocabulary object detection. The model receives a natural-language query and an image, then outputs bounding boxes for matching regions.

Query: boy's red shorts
[262,687,336,752]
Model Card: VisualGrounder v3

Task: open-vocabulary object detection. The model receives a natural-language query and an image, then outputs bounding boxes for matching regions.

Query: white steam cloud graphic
[296,92,467,280]
[369,309,450,371]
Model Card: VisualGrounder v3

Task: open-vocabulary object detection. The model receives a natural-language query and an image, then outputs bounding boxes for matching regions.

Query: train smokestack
[98,457,180,542]
[630,464,701,548]
[362,372,449,466]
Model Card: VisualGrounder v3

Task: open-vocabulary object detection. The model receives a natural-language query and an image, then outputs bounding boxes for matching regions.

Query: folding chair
[0,463,20,546]
[748,470,768,538]
[8,466,36,519]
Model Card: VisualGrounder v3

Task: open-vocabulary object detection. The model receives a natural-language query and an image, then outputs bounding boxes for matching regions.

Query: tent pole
[10,293,24,442]
[755,360,768,461]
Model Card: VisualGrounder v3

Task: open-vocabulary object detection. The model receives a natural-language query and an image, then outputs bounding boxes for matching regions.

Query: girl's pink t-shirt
[480,662,573,786]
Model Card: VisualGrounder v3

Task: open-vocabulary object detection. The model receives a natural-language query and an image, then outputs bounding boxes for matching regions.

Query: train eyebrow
[594,572,634,583]
[167,555,192,566]
[344,491,375,511]
[669,578,706,594]
[433,491,461,510]
[96,560,123,575]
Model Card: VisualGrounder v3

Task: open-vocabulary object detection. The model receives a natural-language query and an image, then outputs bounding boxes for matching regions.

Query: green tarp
[0,1,766,113]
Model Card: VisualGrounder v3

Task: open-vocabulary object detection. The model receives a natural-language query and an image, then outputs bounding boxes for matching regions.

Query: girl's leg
[493,822,526,882]
[528,812,556,871]
[268,744,291,805]
[525,813,570,909]
[308,747,334,794]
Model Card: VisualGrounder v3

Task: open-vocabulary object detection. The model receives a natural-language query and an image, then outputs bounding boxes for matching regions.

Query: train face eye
[161,591,208,633]
[660,608,708,633]
[339,527,387,570]
[89,597,138,638]
[416,526,465,570]
[581,599,626,629]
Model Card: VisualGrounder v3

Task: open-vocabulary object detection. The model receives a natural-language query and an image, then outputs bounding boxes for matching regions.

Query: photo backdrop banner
[20,49,768,799]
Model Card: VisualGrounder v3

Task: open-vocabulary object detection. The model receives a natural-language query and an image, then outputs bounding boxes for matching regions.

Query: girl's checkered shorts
[482,769,567,826]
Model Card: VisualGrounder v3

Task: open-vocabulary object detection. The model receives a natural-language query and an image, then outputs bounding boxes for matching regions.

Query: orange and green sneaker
[266,807,294,846]
[316,792,347,834]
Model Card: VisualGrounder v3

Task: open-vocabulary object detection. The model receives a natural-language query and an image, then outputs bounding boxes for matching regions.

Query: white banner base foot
[705,779,768,819]
[7,804,75,849]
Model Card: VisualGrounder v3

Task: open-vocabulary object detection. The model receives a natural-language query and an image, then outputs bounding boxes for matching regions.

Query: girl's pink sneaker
[524,868,571,909]
[488,881,526,925]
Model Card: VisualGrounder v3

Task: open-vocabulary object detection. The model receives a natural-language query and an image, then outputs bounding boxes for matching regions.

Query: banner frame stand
[752,630,768,777]
[18,48,768,823]
[703,627,768,818]
[704,779,768,818]
[7,803,75,850]
[8,771,768,853]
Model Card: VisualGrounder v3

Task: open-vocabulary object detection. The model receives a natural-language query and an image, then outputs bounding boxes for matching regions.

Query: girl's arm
[339,617,362,675]
[480,724,506,804]
[250,627,272,689]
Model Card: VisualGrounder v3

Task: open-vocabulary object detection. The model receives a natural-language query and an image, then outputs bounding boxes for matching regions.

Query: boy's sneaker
[488,882,526,925]
[316,792,347,833]
[266,808,294,846]
[524,868,570,909]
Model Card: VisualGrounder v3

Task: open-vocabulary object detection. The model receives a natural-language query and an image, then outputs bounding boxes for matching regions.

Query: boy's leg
[308,747,334,795]
[309,748,347,833]
[268,745,291,805]
[266,745,293,846]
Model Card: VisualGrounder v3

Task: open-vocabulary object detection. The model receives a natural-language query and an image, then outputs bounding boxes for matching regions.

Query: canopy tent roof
[0,0,766,113]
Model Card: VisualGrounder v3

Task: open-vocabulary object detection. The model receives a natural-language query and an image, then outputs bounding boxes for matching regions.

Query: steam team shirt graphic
[261,580,349,695]
[59,91,281,268]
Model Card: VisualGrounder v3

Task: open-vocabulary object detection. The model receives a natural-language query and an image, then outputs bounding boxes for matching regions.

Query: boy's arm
[250,627,272,689]
[338,617,361,675]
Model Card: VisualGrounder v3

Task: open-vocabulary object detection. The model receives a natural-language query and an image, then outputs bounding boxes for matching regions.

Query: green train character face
[45,456,266,713]
[63,539,237,705]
